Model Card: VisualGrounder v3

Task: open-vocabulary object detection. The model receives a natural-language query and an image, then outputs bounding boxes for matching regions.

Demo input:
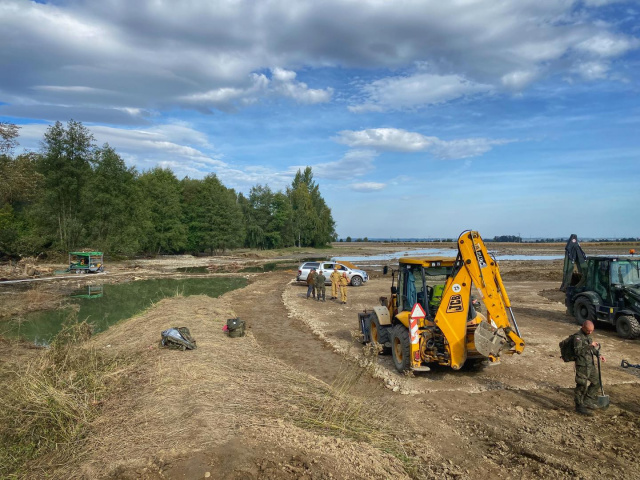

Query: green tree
[36,120,96,251]
[138,168,187,254]
[196,175,244,254]
[0,124,44,256]
[82,145,145,254]
[287,167,335,247]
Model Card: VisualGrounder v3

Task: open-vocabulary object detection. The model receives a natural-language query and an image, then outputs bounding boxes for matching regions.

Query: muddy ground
[2,241,640,479]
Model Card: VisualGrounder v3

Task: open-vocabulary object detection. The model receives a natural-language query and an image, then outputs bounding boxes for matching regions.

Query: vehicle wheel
[616,315,640,339]
[75,269,81,274]
[369,314,391,353]
[390,324,411,373]
[573,297,595,325]
[350,275,363,287]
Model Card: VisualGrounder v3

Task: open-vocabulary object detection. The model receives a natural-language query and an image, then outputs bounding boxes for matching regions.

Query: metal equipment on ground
[358,230,525,372]
[560,234,640,339]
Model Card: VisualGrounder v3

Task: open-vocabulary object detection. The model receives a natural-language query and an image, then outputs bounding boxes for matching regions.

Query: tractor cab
[396,257,455,319]
[578,256,640,304]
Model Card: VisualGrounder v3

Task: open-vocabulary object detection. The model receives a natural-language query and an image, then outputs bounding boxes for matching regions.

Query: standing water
[1,277,247,345]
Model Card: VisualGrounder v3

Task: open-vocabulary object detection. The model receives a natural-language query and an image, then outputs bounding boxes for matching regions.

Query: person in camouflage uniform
[315,270,326,301]
[306,268,317,299]
[573,320,606,416]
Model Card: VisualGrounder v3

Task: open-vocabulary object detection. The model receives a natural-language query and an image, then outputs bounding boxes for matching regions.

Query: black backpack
[559,333,577,362]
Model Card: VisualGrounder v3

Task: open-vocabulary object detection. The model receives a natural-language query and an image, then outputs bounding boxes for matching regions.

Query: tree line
[0,121,335,258]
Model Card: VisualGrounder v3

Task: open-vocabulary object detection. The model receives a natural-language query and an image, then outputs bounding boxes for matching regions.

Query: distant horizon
[335,236,640,243]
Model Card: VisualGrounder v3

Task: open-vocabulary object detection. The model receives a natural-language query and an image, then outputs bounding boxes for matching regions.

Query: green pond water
[3,277,247,345]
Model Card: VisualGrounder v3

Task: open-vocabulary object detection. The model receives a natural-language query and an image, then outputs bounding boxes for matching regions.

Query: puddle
[333,248,563,263]
[2,277,247,345]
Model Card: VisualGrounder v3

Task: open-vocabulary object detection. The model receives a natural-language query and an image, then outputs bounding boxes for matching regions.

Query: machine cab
[396,258,455,319]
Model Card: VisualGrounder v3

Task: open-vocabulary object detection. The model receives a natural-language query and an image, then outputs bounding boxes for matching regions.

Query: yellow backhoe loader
[358,230,525,372]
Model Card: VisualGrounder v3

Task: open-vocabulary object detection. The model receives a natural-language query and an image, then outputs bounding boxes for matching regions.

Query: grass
[0,317,134,478]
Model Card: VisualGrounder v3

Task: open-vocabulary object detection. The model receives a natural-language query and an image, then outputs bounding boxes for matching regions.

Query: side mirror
[383,266,388,275]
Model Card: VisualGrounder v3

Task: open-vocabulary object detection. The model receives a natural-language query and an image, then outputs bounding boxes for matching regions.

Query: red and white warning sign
[409,303,425,344]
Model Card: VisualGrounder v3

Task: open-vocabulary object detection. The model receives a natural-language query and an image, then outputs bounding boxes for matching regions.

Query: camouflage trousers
[574,364,600,406]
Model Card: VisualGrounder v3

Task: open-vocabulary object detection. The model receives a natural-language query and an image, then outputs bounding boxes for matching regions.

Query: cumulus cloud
[335,128,511,160]
[14,121,294,190]
[0,0,638,121]
[349,72,492,112]
[308,149,379,180]
[350,182,386,192]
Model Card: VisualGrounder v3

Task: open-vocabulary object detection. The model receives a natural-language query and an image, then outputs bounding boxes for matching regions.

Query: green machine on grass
[66,252,104,274]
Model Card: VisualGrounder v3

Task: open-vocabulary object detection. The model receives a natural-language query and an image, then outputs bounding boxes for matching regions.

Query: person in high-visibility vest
[329,266,341,300]
[339,272,349,304]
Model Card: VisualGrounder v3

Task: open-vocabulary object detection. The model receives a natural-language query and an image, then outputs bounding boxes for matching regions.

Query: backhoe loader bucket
[473,320,507,358]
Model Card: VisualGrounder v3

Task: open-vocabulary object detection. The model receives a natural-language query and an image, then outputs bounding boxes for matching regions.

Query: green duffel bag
[227,318,246,338]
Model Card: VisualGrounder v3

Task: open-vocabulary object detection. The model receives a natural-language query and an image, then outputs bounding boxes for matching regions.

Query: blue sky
[1,0,639,239]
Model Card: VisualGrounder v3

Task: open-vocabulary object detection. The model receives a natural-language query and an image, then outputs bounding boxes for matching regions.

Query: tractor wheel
[350,275,363,287]
[616,315,640,339]
[390,324,411,373]
[573,297,595,325]
[369,314,390,353]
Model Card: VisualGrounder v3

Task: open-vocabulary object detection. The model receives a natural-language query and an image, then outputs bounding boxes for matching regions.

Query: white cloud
[501,70,540,90]
[350,182,386,192]
[350,72,492,112]
[574,61,610,80]
[1,0,638,121]
[309,149,379,180]
[179,69,331,112]
[576,34,639,57]
[335,128,512,159]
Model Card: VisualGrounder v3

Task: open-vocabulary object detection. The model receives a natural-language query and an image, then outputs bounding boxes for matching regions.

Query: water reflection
[3,277,247,345]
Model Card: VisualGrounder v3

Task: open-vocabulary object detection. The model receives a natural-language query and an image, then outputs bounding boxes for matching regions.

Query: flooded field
[1,277,247,344]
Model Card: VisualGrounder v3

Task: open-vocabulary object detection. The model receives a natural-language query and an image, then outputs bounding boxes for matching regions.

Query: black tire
[390,324,411,373]
[616,315,640,339]
[350,275,363,287]
[369,314,391,353]
[573,297,595,325]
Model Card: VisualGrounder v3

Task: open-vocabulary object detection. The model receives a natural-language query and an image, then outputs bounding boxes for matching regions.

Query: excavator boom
[434,231,525,369]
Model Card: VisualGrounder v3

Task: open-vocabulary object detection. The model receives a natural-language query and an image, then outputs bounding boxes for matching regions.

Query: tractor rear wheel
[390,324,411,373]
[616,315,640,339]
[369,314,390,353]
[573,297,595,325]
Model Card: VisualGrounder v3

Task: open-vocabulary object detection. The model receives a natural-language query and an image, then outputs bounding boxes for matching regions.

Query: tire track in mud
[228,271,351,385]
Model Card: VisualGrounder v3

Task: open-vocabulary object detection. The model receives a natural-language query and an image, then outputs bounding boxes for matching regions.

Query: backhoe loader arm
[457,231,524,356]
[433,231,525,369]
[560,234,587,292]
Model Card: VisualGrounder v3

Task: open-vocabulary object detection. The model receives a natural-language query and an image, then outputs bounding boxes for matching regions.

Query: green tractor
[561,234,640,339]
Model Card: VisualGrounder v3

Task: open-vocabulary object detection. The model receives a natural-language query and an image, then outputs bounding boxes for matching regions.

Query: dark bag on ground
[559,333,577,362]
[161,327,197,350]
[227,318,246,338]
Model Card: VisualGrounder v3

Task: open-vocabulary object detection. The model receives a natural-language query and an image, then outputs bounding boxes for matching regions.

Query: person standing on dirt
[339,272,349,304]
[329,266,341,300]
[315,270,326,301]
[574,320,606,416]
[306,268,317,300]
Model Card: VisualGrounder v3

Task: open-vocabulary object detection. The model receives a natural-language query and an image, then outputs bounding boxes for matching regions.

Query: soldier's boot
[583,399,602,410]
[575,405,594,416]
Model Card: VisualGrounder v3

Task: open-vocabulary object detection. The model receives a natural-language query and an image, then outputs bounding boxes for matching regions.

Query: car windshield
[611,260,640,286]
